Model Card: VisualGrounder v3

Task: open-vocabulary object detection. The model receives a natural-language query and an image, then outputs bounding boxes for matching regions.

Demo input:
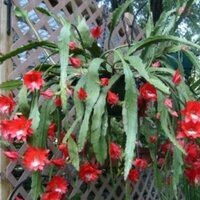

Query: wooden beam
[0,1,13,199]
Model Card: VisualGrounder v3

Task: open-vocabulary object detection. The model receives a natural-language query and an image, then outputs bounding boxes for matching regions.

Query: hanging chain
[101,0,109,50]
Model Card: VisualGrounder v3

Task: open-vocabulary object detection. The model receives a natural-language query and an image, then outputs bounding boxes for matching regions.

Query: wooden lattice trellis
[0,0,161,199]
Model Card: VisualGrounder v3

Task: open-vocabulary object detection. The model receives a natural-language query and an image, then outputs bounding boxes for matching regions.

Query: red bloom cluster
[23,71,44,92]
[0,116,33,141]
[128,158,148,183]
[23,146,49,171]
[79,163,101,183]
[0,95,15,115]
[109,142,122,161]
[184,143,200,184]
[175,100,200,184]
[178,101,200,139]
[41,176,68,200]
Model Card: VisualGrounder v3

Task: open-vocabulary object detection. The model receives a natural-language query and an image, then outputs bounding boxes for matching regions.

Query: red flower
[152,60,161,68]
[181,120,200,139]
[54,97,62,107]
[100,78,109,86]
[23,146,49,171]
[160,140,172,154]
[77,87,87,101]
[51,158,66,167]
[172,69,182,85]
[109,142,122,160]
[164,98,178,117]
[0,95,15,115]
[156,112,161,119]
[41,89,54,99]
[185,168,200,185]
[107,91,119,105]
[15,197,24,200]
[66,88,73,96]
[184,143,200,164]
[47,122,57,138]
[79,163,102,183]
[133,158,148,170]
[41,192,62,200]
[181,101,200,123]
[169,110,178,117]
[140,83,157,101]
[178,6,186,15]
[3,151,19,160]
[90,26,102,39]
[58,143,69,158]
[164,98,173,109]
[23,71,44,92]
[46,176,68,194]
[69,41,76,50]
[157,157,166,167]
[149,135,157,144]
[69,57,81,68]
[128,169,139,183]
[0,116,33,141]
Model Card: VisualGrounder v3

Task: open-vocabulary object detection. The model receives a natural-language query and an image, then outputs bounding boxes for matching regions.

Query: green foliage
[0,80,22,90]
[116,51,138,180]
[18,86,30,116]
[110,0,133,35]
[127,56,170,94]
[2,3,200,199]
[15,6,28,19]
[36,100,53,148]
[36,7,52,17]
[31,172,42,200]
[78,58,104,150]
[77,18,93,47]
[58,21,71,112]
[128,35,200,55]
[157,92,185,154]
[91,74,120,164]
[0,41,57,63]
[29,95,40,131]
[68,136,80,171]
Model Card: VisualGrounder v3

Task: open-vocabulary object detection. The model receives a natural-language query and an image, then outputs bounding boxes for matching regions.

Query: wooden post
[0,1,13,199]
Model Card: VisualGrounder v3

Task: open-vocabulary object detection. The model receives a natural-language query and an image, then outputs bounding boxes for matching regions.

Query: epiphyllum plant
[1,1,200,199]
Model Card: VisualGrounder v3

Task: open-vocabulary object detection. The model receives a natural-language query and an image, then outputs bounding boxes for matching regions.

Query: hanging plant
[0,1,200,199]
